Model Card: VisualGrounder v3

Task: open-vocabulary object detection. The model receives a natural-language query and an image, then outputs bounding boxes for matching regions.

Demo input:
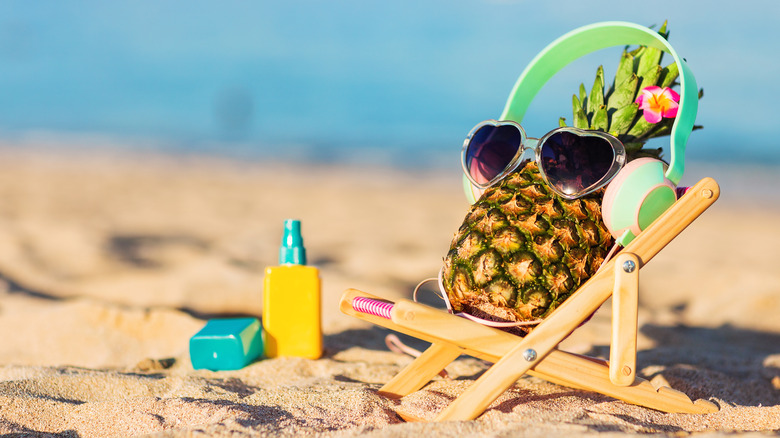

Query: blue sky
[0,1,778,167]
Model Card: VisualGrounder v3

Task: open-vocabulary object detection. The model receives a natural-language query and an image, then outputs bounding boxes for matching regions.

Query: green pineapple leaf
[587,66,605,117]
[574,104,589,129]
[607,73,638,115]
[558,117,567,128]
[627,45,643,60]
[623,141,645,155]
[572,94,588,128]
[636,46,663,78]
[632,146,664,159]
[643,119,675,139]
[659,62,679,89]
[627,116,675,143]
[579,83,588,109]
[613,50,634,91]
[657,21,669,39]
[637,65,662,93]
[636,21,668,77]
[625,115,655,139]
[609,103,639,135]
[592,106,608,131]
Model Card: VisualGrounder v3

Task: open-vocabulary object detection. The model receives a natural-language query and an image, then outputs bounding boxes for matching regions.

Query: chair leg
[434,340,541,421]
[378,342,462,399]
[610,252,639,386]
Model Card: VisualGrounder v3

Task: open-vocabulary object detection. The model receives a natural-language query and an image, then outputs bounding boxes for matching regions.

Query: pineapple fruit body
[442,161,613,331]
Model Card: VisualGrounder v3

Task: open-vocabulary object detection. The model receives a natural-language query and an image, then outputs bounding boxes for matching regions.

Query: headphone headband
[499,21,698,185]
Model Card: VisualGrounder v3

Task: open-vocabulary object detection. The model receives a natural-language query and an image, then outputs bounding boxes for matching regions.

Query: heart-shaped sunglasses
[461,120,627,200]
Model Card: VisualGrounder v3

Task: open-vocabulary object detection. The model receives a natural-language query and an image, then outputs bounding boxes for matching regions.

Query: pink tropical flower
[635,86,680,123]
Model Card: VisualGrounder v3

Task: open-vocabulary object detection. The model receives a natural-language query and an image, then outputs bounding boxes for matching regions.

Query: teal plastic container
[189,317,263,371]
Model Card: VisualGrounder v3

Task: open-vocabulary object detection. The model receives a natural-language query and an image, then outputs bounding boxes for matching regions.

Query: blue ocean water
[1,1,779,170]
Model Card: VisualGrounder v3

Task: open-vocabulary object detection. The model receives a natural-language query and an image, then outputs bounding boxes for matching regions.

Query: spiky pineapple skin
[442,161,613,329]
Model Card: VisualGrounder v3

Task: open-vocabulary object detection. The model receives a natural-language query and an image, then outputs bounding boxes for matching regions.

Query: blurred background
[0,0,778,388]
[1,0,778,172]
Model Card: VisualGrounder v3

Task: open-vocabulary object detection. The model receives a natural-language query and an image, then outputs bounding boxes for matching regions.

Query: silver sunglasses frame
[461,120,627,200]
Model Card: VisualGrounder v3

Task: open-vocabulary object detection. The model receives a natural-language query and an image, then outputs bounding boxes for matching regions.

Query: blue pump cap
[279,219,307,265]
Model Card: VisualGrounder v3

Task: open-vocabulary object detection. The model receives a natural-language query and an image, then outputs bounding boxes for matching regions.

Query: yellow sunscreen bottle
[262,219,322,359]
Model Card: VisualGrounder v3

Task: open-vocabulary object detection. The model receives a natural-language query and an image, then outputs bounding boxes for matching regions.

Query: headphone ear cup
[601,158,677,246]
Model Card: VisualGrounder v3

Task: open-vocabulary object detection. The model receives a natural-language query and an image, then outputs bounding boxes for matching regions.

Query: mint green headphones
[463,21,698,246]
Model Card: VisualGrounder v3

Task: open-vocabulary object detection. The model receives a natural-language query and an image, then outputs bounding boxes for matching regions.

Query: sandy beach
[0,144,778,437]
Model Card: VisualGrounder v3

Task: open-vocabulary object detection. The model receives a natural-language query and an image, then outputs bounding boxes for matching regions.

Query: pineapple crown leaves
[559,21,703,161]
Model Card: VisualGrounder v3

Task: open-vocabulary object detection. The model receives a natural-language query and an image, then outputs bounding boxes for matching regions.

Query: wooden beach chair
[339,177,721,422]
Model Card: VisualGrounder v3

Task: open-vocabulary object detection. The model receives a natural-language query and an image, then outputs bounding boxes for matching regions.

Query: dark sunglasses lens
[465,124,523,185]
[540,132,614,196]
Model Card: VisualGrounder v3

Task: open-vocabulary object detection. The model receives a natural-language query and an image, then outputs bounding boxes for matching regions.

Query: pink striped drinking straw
[351,296,394,319]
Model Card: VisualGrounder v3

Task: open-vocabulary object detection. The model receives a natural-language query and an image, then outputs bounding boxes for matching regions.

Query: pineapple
[442,22,697,332]
[442,164,612,333]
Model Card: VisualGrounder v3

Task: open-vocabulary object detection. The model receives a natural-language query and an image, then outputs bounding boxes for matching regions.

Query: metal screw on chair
[522,349,537,362]
[622,260,636,273]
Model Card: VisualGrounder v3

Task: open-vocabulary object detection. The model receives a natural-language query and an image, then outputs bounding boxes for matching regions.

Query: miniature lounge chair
[340,177,721,422]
